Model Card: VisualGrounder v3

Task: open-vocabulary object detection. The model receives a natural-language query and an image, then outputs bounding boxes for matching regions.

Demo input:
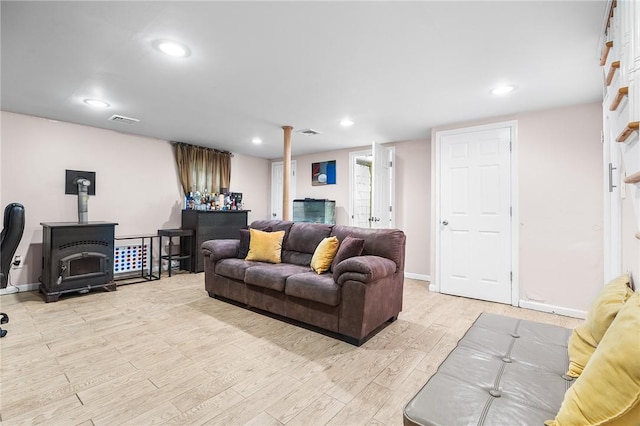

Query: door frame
[348,146,396,228]
[349,149,373,227]
[433,120,519,306]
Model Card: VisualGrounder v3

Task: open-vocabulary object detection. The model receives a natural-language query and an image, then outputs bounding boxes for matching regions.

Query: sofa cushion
[547,292,640,426]
[245,263,311,292]
[567,272,633,377]
[310,236,339,274]
[331,235,365,275]
[285,222,333,255]
[215,258,266,281]
[245,229,285,263]
[281,250,313,266]
[285,272,341,306]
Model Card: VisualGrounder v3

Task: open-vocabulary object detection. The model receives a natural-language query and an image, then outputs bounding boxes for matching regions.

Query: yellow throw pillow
[566,273,633,377]
[245,229,285,264]
[310,236,340,274]
[546,292,640,426]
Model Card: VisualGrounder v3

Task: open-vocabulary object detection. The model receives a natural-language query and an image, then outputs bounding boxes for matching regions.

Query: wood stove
[40,221,118,302]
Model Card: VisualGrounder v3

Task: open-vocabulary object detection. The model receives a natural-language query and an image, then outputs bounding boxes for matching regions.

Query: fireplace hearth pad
[40,221,118,302]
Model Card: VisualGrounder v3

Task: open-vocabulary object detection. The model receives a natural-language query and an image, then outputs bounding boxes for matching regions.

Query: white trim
[404,272,431,282]
[434,120,519,306]
[519,300,587,320]
[1,283,39,295]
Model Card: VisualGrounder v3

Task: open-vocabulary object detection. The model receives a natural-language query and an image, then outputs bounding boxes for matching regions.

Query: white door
[271,161,296,220]
[349,150,373,228]
[371,142,394,228]
[438,126,512,304]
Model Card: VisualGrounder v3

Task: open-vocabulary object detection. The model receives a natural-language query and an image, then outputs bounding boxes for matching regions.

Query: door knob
[272,213,277,217]
[442,220,449,226]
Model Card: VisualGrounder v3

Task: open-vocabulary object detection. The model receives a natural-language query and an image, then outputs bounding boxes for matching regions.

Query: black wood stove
[40,221,118,302]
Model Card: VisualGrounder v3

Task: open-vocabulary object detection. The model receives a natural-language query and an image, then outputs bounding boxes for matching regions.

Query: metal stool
[157,228,194,277]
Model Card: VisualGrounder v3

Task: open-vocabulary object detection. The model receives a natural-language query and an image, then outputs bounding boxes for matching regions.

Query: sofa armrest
[334,255,397,285]
[201,239,239,262]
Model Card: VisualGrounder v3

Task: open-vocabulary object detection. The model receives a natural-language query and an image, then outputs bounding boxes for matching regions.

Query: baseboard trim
[404,272,431,282]
[0,283,40,295]
[519,300,587,319]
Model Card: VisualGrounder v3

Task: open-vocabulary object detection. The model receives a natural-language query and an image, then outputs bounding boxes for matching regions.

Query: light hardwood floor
[0,274,581,426]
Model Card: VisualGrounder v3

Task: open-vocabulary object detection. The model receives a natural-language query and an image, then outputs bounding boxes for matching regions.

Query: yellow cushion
[566,273,633,377]
[245,229,285,264]
[547,292,640,426]
[310,236,340,274]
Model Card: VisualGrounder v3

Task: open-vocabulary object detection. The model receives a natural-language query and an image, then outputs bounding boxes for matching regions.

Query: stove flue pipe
[75,178,91,224]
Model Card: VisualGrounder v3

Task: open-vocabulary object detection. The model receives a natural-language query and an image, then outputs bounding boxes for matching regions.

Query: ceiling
[1,1,607,159]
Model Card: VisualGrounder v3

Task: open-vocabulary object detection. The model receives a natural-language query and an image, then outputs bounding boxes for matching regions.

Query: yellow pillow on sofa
[310,236,339,274]
[245,229,285,263]
[546,292,640,426]
[566,273,633,378]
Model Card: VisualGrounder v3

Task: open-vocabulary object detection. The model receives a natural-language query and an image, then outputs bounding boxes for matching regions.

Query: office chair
[0,203,25,337]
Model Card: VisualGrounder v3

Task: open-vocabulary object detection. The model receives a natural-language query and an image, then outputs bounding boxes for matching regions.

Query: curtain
[174,142,232,195]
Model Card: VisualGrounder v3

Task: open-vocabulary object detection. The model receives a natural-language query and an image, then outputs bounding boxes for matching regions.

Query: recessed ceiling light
[84,98,110,108]
[491,85,515,95]
[154,40,190,57]
[340,118,354,127]
[252,137,262,145]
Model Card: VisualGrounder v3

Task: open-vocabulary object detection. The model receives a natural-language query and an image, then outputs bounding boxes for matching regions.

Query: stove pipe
[75,178,91,223]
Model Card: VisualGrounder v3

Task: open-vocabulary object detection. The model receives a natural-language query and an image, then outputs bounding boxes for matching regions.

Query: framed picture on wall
[312,160,336,186]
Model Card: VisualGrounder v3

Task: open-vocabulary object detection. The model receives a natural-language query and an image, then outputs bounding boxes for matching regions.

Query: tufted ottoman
[403,313,574,425]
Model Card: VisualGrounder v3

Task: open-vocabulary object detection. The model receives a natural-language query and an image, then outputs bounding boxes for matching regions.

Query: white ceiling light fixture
[340,118,354,127]
[83,98,110,108]
[154,40,190,58]
[251,137,262,145]
[491,85,515,96]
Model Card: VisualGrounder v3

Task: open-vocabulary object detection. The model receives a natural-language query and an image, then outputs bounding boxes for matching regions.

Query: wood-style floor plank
[0,273,581,425]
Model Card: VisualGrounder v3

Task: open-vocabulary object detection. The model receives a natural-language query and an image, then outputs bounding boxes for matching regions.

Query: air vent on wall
[297,128,322,136]
[108,114,140,125]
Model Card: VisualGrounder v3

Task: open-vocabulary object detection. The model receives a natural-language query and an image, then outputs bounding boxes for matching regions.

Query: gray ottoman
[404,313,574,425]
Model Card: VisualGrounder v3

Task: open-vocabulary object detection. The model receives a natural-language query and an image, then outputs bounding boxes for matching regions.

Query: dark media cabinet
[181,210,249,272]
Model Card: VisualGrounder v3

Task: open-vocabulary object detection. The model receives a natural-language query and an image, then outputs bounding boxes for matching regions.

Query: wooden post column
[282,125,293,221]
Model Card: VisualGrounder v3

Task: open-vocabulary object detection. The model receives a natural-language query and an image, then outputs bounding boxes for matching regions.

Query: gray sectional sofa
[201,220,406,345]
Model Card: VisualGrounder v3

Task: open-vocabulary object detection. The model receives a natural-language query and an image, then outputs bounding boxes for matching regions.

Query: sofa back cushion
[331,225,405,272]
[282,222,333,266]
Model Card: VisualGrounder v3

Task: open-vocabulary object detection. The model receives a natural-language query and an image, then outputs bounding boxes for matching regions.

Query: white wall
[0,111,270,286]
[230,153,271,223]
[431,102,604,314]
[518,103,603,312]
